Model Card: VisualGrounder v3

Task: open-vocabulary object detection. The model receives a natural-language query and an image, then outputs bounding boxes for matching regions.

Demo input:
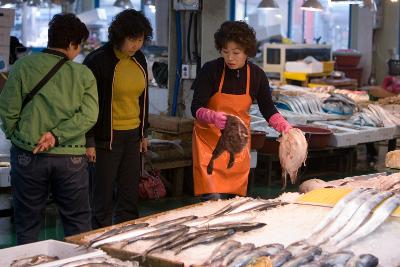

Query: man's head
[47,13,89,59]
[108,9,153,56]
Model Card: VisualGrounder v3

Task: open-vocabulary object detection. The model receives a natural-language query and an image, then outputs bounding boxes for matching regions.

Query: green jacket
[0,49,98,155]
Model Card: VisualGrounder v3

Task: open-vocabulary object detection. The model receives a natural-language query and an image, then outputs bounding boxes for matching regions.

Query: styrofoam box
[0,239,106,267]
[0,165,10,187]
[250,150,257,169]
[0,45,10,72]
[285,61,323,73]
[0,8,15,28]
[0,27,11,46]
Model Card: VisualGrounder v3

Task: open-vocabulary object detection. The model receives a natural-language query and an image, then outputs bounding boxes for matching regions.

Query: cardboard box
[0,239,106,267]
[149,114,194,134]
[0,8,15,28]
[0,27,11,46]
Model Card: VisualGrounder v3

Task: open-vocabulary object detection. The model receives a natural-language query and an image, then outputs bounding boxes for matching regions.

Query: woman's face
[221,41,248,69]
[119,35,144,57]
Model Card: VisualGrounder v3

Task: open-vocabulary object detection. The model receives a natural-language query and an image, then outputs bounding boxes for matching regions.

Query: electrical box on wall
[173,0,201,11]
[182,64,197,79]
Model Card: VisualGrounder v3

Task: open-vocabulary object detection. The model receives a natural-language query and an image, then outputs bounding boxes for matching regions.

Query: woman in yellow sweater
[83,9,152,228]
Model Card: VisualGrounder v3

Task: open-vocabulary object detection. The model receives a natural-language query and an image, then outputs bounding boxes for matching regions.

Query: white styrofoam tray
[0,239,106,267]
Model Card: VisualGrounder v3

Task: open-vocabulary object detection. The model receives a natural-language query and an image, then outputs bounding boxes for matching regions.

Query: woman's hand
[140,138,148,153]
[86,147,96,162]
[33,132,56,154]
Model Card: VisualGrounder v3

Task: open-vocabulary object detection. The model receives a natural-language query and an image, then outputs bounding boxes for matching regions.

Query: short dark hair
[108,9,153,47]
[214,21,257,57]
[48,13,89,49]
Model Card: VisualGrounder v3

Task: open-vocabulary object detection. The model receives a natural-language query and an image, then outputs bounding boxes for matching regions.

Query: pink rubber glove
[268,113,292,134]
[196,107,227,129]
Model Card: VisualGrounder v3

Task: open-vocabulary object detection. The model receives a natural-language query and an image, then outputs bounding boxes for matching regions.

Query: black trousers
[92,129,140,229]
[10,145,91,245]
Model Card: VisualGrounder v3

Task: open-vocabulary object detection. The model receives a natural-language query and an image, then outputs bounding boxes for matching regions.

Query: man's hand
[33,132,56,154]
[140,138,148,153]
[86,147,96,162]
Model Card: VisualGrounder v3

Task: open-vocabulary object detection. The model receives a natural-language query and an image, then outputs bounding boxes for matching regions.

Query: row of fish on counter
[351,104,400,128]
[10,254,137,267]
[79,190,399,267]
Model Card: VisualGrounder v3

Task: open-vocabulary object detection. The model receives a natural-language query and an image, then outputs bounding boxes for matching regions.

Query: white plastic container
[0,239,106,267]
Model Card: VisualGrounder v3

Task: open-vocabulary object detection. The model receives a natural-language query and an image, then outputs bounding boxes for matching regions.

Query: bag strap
[21,57,68,112]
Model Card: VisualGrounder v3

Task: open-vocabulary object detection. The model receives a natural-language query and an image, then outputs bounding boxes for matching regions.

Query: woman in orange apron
[191,21,292,200]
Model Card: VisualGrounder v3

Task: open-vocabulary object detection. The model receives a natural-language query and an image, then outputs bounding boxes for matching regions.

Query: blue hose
[172,11,182,116]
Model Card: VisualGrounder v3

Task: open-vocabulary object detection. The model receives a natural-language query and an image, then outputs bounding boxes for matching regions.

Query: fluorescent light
[258,0,279,10]
[301,0,324,11]
[113,0,133,9]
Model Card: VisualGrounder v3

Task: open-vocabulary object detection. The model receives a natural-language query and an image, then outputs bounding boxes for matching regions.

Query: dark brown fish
[207,115,249,175]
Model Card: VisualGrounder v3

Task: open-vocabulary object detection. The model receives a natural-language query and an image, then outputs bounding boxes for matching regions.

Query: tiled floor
[0,142,392,249]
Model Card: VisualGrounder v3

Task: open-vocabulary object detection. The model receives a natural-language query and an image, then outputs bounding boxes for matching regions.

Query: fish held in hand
[207,115,249,175]
[279,128,308,190]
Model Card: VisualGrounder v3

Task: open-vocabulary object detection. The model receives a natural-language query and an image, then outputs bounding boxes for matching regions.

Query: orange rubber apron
[193,64,252,196]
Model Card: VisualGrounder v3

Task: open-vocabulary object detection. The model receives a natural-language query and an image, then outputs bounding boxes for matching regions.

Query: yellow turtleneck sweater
[112,48,146,130]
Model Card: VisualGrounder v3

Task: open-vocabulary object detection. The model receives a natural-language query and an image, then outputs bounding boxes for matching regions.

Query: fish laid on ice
[121,224,189,248]
[270,250,293,267]
[90,226,157,248]
[150,215,198,228]
[328,191,393,246]
[285,240,310,258]
[227,244,283,267]
[207,115,249,175]
[195,222,266,233]
[336,194,400,250]
[306,188,366,239]
[143,227,189,256]
[310,189,377,246]
[222,243,256,266]
[279,128,308,189]
[316,250,355,266]
[199,211,257,227]
[281,246,322,267]
[207,197,252,217]
[82,222,149,248]
[173,229,236,254]
[345,254,379,267]
[60,257,108,267]
[11,254,59,267]
[203,240,241,265]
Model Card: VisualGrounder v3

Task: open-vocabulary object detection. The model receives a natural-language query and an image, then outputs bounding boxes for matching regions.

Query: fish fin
[227,152,234,169]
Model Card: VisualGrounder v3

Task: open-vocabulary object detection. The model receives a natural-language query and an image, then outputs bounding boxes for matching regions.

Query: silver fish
[285,240,310,258]
[310,189,377,245]
[199,212,256,227]
[306,188,367,239]
[222,243,256,266]
[336,194,400,250]
[345,254,379,267]
[11,254,59,267]
[228,244,282,267]
[207,198,252,217]
[121,224,189,248]
[225,199,269,214]
[150,215,198,228]
[143,227,189,255]
[328,191,393,246]
[271,250,293,267]
[61,257,108,267]
[90,226,157,248]
[204,240,241,265]
[174,229,236,254]
[317,251,355,266]
[82,222,149,249]
[157,229,220,252]
[195,222,267,233]
[281,246,322,267]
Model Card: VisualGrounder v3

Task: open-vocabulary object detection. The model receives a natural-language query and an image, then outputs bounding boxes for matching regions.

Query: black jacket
[83,42,149,149]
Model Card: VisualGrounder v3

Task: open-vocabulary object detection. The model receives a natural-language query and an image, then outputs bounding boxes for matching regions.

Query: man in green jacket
[0,13,98,244]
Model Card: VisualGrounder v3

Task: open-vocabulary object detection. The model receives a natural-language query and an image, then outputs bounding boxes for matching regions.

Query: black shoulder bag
[20,57,68,112]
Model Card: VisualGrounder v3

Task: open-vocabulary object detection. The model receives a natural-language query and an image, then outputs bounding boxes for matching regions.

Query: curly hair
[214,21,257,57]
[48,13,89,49]
[108,9,153,48]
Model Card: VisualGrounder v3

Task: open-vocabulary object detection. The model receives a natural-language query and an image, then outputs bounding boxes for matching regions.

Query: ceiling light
[113,0,133,9]
[258,0,279,10]
[301,0,323,11]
